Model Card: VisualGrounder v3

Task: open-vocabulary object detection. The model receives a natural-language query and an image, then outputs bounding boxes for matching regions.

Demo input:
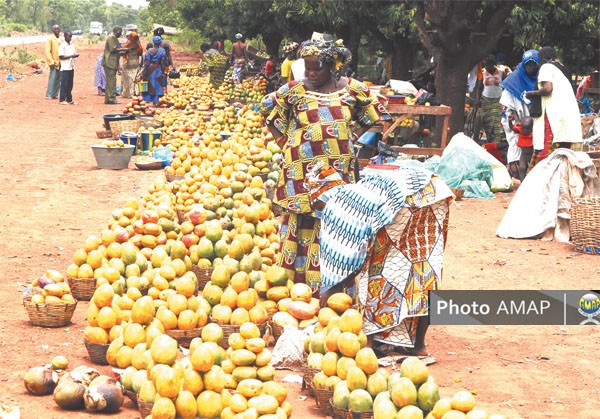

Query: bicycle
[464,97,484,144]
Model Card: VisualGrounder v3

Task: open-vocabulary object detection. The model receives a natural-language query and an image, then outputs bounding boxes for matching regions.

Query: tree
[414,1,516,138]
[507,1,600,76]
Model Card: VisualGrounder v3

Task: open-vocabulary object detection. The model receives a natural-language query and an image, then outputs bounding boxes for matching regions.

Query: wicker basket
[137,396,153,419]
[571,196,600,255]
[270,322,284,342]
[110,119,142,139]
[165,327,203,348]
[312,385,333,413]
[191,265,213,290]
[209,318,267,349]
[165,172,184,183]
[123,389,138,407]
[67,277,96,301]
[301,365,320,395]
[23,297,77,328]
[330,399,374,419]
[84,338,110,365]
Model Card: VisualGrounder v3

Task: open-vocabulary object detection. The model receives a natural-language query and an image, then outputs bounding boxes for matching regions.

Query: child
[509,115,533,180]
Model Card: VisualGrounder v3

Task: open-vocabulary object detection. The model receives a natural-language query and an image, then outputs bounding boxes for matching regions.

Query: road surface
[0,34,83,47]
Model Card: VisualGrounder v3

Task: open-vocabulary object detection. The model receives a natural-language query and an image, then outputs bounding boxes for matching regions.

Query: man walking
[103,27,123,104]
[58,31,79,105]
[231,33,246,83]
[45,24,61,99]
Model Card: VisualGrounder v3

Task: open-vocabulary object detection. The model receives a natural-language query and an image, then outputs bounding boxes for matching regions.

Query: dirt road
[0,41,598,418]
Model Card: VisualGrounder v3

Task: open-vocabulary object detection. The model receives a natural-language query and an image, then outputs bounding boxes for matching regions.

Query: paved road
[0,34,84,47]
[0,34,48,47]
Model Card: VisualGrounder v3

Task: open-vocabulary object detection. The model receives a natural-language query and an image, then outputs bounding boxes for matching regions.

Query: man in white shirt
[58,31,79,105]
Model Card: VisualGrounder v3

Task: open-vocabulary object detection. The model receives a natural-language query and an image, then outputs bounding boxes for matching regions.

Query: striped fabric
[319,167,432,292]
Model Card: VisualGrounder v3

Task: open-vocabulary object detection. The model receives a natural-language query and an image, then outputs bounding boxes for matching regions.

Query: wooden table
[378,104,452,156]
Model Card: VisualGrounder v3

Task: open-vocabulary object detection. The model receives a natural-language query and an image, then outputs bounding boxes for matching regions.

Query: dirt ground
[0,40,598,419]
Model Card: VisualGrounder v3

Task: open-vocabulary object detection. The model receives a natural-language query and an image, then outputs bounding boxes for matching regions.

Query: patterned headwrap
[152,36,162,47]
[300,39,352,80]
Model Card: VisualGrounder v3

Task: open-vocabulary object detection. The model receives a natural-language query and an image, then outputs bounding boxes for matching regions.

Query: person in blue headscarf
[141,36,167,105]
[499,49,540,179]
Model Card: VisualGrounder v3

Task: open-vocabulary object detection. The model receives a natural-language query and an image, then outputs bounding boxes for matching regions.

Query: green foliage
[5,22,29,33]
[507,0,599,75]
[1,0,143,34]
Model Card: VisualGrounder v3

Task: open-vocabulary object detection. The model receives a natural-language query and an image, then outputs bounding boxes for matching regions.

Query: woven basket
[67,277,96,301]
[110,119,141,139]
[123,389,138,407]
[270,322,284,342]
[571,196,600,255]
[165,172,184,183]
[23,297,77,328]
[312,385,333,412]
[330,399,373,419]
[137,396,153,419]
[84,338,110,365]
[191,265,213,290]
[165,327,203,348]
[301,365,319,395]
[209,318,267,349]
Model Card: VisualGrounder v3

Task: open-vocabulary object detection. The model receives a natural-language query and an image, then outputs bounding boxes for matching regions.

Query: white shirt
[291,58,305,81]
[532,63,582,148]
[482,68,505,98]
[58,42,77,71]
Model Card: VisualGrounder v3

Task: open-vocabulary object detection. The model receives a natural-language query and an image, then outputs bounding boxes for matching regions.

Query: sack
[168,69,180,79]
[529,95,542,117]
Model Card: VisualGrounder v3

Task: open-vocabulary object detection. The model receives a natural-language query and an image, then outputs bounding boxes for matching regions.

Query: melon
[348,389,373,412]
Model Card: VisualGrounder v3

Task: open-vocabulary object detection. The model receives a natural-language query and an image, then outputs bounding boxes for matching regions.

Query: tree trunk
[391,35,415,80]
[262,31,283,62]
[338,24,362,73]
[434,56,471,140]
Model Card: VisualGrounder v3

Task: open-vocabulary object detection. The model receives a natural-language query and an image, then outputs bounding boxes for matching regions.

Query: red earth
[0,39,598,419]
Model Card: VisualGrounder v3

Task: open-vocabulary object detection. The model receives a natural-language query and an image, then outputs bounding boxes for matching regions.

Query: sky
[105,0,149,9]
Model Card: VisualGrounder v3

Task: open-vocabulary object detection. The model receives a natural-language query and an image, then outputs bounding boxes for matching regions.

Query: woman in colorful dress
[141,36,167,105]
[478,54,510,145]
[94,54,106,96]
[261,39,390,291]
[120,31,143,99]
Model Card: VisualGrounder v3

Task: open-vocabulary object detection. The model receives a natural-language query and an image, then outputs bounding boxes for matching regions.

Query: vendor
[261,38,390,291]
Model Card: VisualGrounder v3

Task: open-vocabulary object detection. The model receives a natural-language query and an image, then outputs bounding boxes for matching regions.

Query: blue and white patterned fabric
[319,167,432,293]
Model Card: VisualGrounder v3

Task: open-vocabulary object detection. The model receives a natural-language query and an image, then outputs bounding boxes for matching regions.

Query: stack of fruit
[84,284,129,352]
[267,276,320,332]
[29,270,76,305]
[331,355,506,419]
[121,96,155,116]
[203,265,270,341]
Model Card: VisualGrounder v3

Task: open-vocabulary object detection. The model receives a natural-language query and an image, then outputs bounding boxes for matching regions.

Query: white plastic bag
[270,325,313,371]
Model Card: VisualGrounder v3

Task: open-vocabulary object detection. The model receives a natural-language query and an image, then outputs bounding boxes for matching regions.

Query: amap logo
[578,293,600,325]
